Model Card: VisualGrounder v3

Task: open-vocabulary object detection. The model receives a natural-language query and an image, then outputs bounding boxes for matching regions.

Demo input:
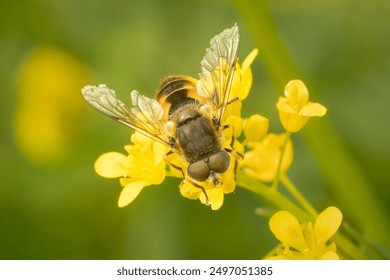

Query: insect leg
[233,157,238,181]
[226,96,239,106]
[164,149,175,157]
[219,97,240,130]
[223,124,244,159]
[170,162,185,177]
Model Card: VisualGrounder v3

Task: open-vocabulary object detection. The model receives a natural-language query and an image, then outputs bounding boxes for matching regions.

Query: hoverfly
[82,24,240,205]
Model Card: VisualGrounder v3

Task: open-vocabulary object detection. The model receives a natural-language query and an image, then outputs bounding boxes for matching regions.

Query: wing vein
[82,84,171,146]
[197,24,240,123]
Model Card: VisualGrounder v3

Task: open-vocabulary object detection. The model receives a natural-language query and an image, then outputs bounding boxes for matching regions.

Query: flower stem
[263,243,283,259]
[237,170,311,222]
[280,174,318,218]
[271,132,290,190]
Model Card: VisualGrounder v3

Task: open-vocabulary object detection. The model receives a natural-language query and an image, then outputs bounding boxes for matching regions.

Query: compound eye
[208,150,230,173]
[187,160,210,182]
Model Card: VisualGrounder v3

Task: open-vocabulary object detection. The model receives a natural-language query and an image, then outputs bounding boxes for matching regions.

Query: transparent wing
[197,23,240,123]
[82,84,171,146]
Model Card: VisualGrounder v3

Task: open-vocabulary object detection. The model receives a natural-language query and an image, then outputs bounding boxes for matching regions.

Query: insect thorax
[174,106,221,164]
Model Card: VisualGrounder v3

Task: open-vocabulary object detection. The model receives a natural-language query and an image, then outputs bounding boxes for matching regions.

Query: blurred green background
[1,0,389,259]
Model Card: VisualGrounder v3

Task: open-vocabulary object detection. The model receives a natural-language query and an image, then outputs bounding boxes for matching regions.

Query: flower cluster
[87,44,349,259]
[93,47,328,211]
[240,79,327,185]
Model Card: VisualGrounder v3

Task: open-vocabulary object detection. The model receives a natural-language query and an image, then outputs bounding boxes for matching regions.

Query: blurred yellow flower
[267,206,342,260]
[277,80,327,132]
[241,133,293,182]
[95,132,168,207]
[15,46,89,165]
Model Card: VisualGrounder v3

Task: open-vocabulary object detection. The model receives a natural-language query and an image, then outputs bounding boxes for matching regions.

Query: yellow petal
[219,157,237,194]
[326,242,337,253]
[276,97,296,114]
[314,206,342,245]
[131,130,153,146]
[240,68,252,100]
[148,163,167,185]
[179,181,202,199]
[153,141,168,165]
[207,188,224,210]
[242,48,258,72]
[95,152,128,178]
[118,181,145,207]
[320,251,339,260]
[301,102,327,117]
[239,49,258,100]
[278,109,309,133]
[233,140,245,158]
[224,96,242,117]
[167,155,186,178]
[269,210,305,249]
[244,114,269,142]
[224,115,243,139]
[242,133,293,182]
[265,255,291,260]
[284,80,309,106]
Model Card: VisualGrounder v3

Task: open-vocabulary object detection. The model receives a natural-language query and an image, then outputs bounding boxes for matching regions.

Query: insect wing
[129,90,167,142]
[82,84,170,146]
[197,24,240,123]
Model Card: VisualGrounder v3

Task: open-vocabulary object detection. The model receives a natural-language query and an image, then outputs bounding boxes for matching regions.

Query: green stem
[280,174,318,218]
[237,170,310,222]
[263,243,283,259]
[271,132,290,190]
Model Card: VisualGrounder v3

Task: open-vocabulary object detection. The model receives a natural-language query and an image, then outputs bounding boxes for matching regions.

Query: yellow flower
[15,46,89,165]
[95,132,168,207]
[267,206,342,260]
[241,133,293,182]
[277,80,327,132]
